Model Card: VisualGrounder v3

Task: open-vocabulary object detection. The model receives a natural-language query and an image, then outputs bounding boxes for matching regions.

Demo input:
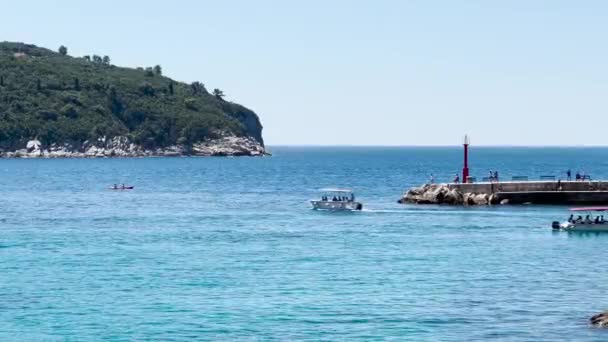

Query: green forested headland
[0,42,264,150]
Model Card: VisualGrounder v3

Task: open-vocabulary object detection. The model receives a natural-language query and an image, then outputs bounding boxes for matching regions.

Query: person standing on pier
[494,171,499,182]
[567,169,571,181]
[430,174,435,184]
[453,174,460,184]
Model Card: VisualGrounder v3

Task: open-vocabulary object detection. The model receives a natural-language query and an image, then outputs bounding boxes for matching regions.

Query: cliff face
[0,42,266,156]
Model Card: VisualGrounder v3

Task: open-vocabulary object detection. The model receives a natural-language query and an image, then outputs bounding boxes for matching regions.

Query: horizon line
[266,144,608,148]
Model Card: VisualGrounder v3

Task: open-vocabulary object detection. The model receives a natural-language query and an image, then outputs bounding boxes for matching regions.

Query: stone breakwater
[400,181,608,205]
[399,183,500,205]
[0,136,268,158]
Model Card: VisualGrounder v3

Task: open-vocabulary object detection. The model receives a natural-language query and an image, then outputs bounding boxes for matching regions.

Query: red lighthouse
[462,135,470,183]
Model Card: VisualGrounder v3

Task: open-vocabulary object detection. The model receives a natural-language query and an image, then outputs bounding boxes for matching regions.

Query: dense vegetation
[0,42,264,149]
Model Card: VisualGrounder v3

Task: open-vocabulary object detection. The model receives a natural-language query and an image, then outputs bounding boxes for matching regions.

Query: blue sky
[3,0,607,145]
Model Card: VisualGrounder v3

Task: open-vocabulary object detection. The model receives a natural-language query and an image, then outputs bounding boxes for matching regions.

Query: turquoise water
[2,147,608,341]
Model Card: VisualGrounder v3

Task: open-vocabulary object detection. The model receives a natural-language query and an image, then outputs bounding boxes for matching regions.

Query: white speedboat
[311,188,363,211]
[552,207,608,232]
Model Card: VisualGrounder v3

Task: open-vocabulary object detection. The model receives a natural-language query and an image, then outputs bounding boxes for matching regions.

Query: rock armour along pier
[400,181,608,205]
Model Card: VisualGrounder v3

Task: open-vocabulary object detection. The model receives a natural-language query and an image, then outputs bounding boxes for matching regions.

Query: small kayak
[109,186,134,190]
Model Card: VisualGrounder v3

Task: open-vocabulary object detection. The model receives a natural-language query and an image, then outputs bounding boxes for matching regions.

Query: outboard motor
[552,221,561,229]
[356,203,363,211]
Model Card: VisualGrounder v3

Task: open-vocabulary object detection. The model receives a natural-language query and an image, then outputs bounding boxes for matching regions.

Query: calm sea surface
[2,147,608,341]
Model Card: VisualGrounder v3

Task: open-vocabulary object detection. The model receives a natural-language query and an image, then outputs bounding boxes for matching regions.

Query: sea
[2,146,608,341]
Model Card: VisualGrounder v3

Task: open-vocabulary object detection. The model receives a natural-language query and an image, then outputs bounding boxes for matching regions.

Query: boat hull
[310,200,363,211]
[553,222,608,232]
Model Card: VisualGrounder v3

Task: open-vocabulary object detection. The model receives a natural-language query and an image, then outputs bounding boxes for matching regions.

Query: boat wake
[360,208,405,214]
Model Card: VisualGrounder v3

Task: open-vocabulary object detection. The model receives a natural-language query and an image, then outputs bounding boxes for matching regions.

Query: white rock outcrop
[0,135,268,158]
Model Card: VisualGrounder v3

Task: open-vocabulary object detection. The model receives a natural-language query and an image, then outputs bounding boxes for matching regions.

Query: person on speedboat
[568,214,574,223]
[585,215,592,224]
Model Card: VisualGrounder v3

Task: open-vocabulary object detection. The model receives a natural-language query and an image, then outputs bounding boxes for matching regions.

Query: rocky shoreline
[399,183,505,206]
[0,136,268,158]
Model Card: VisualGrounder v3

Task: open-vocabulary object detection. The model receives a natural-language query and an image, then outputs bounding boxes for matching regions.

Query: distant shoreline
[1,136,268,158]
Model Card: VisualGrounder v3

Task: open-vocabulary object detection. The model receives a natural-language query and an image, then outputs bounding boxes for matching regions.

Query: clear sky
[3,0,607,145]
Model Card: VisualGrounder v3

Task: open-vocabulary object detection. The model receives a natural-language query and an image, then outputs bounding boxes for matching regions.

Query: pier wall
[449,181,608,205]
[448,181,608,194]
[494,191,608,205]
[402,181,608,205]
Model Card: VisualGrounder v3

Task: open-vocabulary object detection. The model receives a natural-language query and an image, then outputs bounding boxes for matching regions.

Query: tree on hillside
[109,86,123,114]
[102,56,110,65]
[83,55,91,62]
[213,88,225,100]
[144,67,154,77]
[74,77,80,91]
[154,65,162,76]
[168,82,174,95]
[139,82,155,96]
[92,55,102,64]
[191,81,205,95]
[184,98,197,110]
[58,45,68,56]
[0,76,4,87]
